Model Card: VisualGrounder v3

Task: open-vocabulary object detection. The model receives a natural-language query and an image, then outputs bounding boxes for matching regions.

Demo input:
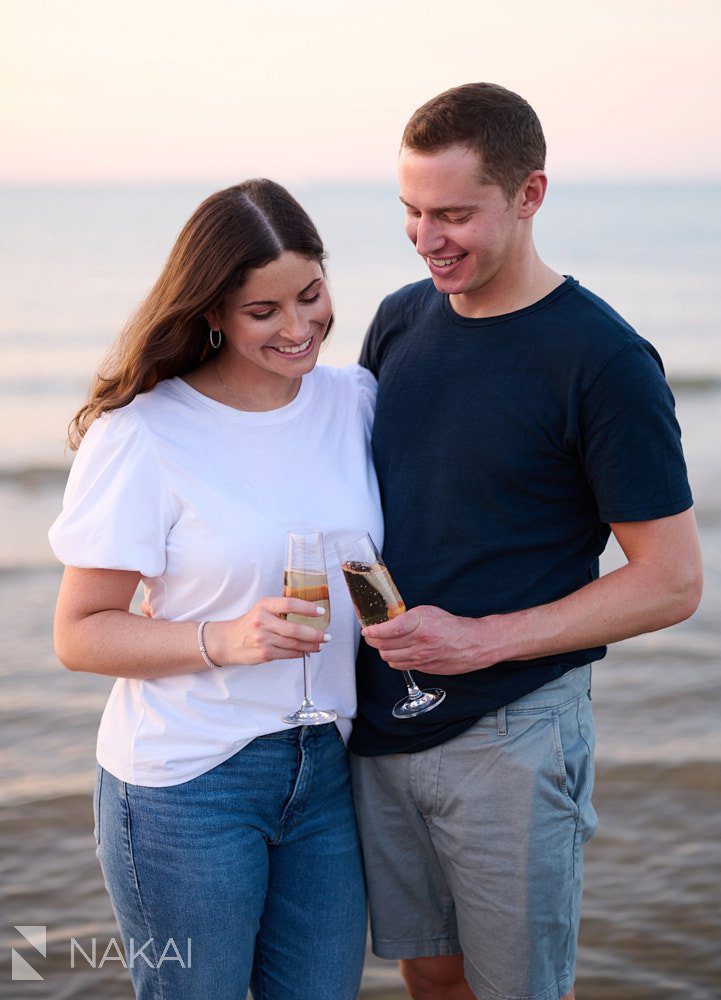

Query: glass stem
[301,653,315,708]
[403,670,423,700]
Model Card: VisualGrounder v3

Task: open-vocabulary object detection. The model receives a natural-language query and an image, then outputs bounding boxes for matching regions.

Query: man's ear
[517,170,547,220]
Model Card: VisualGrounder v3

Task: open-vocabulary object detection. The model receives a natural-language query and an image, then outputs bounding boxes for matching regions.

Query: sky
[1,0,720,184]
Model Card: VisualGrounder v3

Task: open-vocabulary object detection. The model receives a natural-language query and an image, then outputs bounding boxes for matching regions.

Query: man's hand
[362,605,504,675]
[361,511,703,677]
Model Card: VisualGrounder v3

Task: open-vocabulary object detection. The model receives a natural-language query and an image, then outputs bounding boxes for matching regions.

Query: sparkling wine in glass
[281,530,337,726]
[334,533,446,719]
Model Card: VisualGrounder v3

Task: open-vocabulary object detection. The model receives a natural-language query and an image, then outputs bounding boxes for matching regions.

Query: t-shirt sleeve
[347,363,377,437]
[358,298,387,376]
[48,408,173,576]
[579,341,693,523]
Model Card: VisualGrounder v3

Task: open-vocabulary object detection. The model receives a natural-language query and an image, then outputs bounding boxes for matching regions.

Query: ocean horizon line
[1,176,720,193]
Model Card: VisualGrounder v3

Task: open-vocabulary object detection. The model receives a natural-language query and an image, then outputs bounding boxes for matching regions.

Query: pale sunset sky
[1,0,719,184]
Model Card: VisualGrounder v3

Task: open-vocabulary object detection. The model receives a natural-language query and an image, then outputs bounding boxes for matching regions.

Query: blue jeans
[95,723,367,999]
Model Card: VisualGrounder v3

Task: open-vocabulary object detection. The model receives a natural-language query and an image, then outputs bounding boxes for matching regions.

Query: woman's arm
[54,566,329,679]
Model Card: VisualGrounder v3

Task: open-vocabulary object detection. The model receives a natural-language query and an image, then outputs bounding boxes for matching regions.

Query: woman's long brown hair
[68,179,328,449]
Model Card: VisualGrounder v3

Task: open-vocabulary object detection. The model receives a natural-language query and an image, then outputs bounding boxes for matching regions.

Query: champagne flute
[334,533,446,719]
[281,530,337,726]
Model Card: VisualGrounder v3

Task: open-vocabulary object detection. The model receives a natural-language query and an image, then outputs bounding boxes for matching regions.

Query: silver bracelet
[198,620,222,670]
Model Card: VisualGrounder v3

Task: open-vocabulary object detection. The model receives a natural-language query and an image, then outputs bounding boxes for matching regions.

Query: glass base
[392,688,446,719]
[281,705,337,726]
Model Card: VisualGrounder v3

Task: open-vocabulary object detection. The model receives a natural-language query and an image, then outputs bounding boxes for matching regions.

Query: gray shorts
[350,665,597,1000]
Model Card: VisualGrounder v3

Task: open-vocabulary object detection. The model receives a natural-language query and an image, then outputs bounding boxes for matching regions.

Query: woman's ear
[204,308,222,330]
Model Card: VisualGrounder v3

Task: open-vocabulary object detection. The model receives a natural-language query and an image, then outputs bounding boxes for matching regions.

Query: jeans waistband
[253,722,337,742]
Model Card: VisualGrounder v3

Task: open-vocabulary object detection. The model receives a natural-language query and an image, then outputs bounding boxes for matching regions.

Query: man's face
[398,145,522,302]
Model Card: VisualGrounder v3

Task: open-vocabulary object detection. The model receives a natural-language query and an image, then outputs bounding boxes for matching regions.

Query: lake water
[0,183,719,997]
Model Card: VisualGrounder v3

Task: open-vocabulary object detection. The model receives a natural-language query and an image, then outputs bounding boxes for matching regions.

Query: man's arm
[361,509,703,675]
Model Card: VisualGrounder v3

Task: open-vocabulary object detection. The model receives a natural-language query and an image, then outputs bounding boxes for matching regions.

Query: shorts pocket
[553,694,597,843]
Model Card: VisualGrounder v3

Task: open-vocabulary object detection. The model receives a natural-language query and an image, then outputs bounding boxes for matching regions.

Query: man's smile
[425,252,468,279]
[426,253,466,267]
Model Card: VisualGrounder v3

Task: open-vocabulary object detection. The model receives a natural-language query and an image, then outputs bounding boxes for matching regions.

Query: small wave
[0,464,70,487]
[667,374,721,394]
[0,792,92,823]
[596,758,720,791]
[0,563,62,579]
[0,377,88,397]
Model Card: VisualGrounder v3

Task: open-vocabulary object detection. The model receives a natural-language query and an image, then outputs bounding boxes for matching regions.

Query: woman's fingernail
[323,633,332,642]
[316,606,325,614]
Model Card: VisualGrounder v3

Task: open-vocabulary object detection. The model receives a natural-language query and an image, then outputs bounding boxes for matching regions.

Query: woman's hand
[204,597,330,667]
[141,593,330,666]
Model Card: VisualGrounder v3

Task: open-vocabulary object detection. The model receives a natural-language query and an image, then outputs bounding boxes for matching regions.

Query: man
[348,83,703,1000]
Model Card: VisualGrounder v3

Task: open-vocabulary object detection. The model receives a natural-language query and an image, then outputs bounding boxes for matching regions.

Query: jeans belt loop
[496,705,508,737]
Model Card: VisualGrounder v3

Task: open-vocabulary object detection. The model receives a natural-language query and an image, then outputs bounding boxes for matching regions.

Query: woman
[49,180,381,1000]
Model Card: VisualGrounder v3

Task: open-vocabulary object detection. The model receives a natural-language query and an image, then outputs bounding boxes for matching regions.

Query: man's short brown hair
[401,83,546,200]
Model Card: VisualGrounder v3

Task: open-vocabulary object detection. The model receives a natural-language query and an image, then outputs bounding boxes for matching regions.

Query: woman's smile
[268,335,315,356]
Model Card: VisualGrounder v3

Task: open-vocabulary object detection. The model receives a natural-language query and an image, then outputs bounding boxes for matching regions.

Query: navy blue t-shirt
[350,277,693,756]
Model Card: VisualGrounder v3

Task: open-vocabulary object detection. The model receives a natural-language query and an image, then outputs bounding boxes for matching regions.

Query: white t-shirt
[49,365,383,786]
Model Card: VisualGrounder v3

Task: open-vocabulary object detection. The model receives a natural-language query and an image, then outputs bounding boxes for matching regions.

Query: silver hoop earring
[209,328,222,349]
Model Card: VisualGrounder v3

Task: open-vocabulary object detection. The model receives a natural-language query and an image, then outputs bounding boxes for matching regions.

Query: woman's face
[210,251,332,384]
